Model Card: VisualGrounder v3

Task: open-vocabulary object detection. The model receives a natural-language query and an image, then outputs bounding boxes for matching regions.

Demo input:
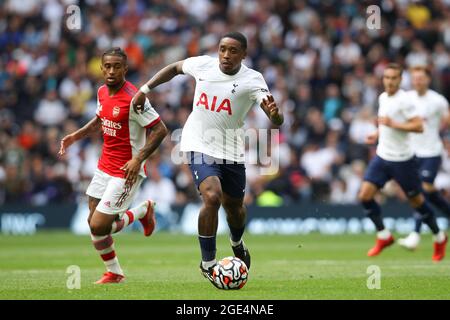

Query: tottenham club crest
[113,106,120,118]
[232,83,238,94]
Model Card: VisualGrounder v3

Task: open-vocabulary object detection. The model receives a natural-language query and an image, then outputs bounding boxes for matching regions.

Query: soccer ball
[212,256,248,290]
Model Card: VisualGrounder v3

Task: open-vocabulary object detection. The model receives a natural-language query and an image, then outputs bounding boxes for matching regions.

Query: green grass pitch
[0,231,449,299]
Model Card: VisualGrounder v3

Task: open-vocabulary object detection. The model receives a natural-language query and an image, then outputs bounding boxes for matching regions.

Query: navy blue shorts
[416,156,442,184]
[364,155,422,198]
[187,152,246,199]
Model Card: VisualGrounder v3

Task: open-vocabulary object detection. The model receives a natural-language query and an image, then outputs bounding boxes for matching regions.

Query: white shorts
[86,168,144,215]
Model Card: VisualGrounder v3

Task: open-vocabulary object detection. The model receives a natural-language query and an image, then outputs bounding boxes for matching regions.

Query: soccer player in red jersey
[59,48,168,284]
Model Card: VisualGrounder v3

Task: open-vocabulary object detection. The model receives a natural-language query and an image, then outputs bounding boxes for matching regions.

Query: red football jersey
[96,81,160,178]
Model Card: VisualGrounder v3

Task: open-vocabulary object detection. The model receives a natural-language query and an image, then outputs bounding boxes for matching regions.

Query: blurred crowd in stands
[1,0,450,207]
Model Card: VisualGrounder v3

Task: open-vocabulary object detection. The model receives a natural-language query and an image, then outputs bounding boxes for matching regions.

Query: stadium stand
[1,0,450,207]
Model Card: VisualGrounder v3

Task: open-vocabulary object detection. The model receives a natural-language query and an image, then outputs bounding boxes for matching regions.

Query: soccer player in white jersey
[132,32,283,286]
[398,66,450,250]
[358,63,447,261]
[59,48,168,284]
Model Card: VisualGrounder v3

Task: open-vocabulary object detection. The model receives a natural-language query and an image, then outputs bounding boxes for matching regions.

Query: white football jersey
[180,55,270,162]
[408,89,449,157]
[376,89,419,161]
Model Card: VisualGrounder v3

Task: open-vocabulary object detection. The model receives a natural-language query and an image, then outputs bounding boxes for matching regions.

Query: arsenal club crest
[113,106,120,117]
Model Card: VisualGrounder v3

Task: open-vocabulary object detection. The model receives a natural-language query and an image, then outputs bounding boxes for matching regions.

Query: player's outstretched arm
[132,61,185,113]
[58,116,101,156]
[378,116,423,133]
[260,95,284,126]
[120,121,168,186]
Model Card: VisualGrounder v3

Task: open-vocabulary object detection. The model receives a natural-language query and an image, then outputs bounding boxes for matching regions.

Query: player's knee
[223,202,245,217]
[87,213,94,225]
[422,182,435,193]
[203,189,222,209]
[358,190,372,203]
[89,221,110,236]
[408,193,424,208]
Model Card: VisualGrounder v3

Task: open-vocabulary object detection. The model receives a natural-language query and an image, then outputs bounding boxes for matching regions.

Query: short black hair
[385,63,403,74]
[221,31,247,50]
[102,47,127,63]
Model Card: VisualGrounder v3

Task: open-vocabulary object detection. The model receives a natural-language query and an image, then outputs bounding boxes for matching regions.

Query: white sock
[433,231,446,244]
[91,234,124,276]
[202,259,216,270]
[377,229,391,240]
[128,201,150,220]
[230,239,242,247]
[105,257,124,275]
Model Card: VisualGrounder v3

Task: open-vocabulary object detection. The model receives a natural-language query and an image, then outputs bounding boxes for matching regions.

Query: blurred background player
[358,63,447,261]
[132,31,283,286]
[398,66,450,250]
[59,48,168,284]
